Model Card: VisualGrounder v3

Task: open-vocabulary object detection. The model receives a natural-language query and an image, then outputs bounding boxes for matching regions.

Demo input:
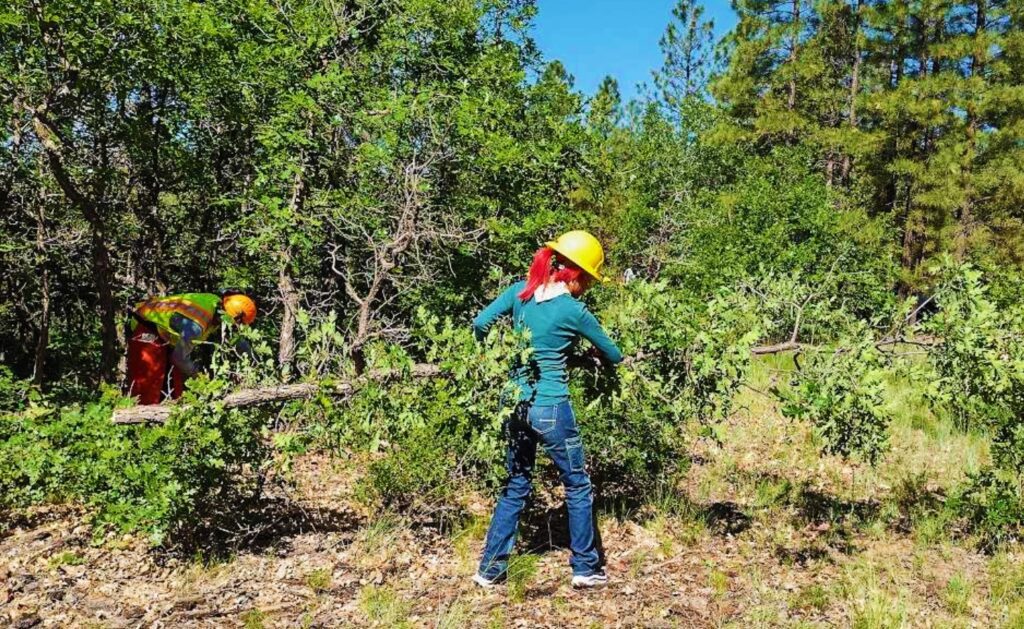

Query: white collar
[534,282,571,303]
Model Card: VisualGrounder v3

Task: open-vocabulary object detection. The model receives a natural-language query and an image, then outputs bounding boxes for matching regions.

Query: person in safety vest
[471,230,622,590]
[125,292,257,405]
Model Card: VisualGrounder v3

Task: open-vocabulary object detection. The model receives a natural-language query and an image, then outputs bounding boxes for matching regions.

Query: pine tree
[713,0,817,141]
[588,76,623,138]
[654,0,716,110]
[716,0,1024,290]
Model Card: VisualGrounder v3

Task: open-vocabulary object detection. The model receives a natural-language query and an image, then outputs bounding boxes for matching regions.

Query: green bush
[577,281,761,496]
[1,372,275,545]
[925,262,1024,547]
[774,329,892,464]
[948,470,1024,550]
[350,310,524,510]
[925,263,1024,432]
[353,280,761,510]
[0,365,37,412]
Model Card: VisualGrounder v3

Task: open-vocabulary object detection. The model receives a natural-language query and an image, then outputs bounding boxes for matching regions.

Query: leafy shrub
[662,146,897,318]
[948,470,1024,550]
[925,263,1024,432]
[1,368,276,545]
[350,280,762,511]
[774,329,892,463]
[0,365,36,412]
[738,270,864,348]
[351,310,525,510]
[926,262,1024,547]
[578,280,761,497]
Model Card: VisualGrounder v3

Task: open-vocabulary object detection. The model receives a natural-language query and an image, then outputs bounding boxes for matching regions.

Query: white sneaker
[473,573,501,588]
[571,572,609,588]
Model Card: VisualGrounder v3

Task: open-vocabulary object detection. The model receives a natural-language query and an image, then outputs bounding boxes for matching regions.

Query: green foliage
[925,262,1024,433]
[926,262,1024,547]
[352,280,761,510]
[714,0,1024,292]
[948,470,1024,550]
[1,0,1022,556]
[775,330,892,464]
[1,372,274,545]
[573,281,760,496]
[0,366,37,412]
[352,310,524,510]
[665,147,898,315]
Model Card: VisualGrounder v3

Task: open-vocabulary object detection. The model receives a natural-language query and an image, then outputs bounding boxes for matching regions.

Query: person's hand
[582,346,605,368]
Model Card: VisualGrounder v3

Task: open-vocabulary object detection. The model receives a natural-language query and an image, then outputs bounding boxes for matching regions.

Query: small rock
[122,605,146,619]
[11,614,42,629]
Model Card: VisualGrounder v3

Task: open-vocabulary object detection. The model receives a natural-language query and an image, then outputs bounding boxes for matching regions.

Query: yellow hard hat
[545,230,606,281]
[223,294,257,325]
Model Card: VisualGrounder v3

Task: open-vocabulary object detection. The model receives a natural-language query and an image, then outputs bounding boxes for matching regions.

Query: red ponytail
[517,246,586,302]
[518,247,554,301]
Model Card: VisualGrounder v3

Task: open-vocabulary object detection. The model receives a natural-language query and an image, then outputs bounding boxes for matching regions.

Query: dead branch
[111,363,442,425]
[751,341,803,355]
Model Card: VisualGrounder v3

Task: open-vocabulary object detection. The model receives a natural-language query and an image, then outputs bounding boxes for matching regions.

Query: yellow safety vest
[132,293,222,345]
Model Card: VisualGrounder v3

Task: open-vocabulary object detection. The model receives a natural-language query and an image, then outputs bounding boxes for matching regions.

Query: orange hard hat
[222,294,257,325]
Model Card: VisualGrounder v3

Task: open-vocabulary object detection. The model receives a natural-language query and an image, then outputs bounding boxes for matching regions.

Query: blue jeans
[478,401,603,578]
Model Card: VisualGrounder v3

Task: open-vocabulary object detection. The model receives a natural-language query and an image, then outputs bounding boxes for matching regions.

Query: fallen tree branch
[751,341,803,355]
[112,364,442,425]
[112,332,939,425]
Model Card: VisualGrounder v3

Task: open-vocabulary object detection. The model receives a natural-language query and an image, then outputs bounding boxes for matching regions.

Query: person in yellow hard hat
[125,291,257,405]
[471,230,621,590]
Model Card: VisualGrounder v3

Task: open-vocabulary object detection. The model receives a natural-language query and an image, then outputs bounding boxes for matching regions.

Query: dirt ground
[3,378,1023,628]
[2,450,1020,628]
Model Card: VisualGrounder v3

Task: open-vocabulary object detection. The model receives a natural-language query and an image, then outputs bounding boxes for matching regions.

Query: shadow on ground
[518,497,753,557]
[159,491,364,561]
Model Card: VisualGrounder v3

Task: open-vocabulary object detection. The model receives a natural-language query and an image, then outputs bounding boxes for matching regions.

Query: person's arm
[472,283,521,341]
[232,337,255,360]
[170,317,204,377]
[576,306,623,364]
[218,312,256,360]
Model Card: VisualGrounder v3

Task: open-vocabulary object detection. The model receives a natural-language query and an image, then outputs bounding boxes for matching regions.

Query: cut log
[112,363,442,425]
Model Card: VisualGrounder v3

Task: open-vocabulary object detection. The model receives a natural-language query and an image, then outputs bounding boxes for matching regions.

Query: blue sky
[530,1,738,100]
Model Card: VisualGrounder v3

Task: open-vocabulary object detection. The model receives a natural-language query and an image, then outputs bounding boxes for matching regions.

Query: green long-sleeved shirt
[473,280,623,406]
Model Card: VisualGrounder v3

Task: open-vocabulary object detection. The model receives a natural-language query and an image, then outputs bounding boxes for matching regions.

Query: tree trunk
[138,84,168,292]
[787,0,801,111]
[277,165,306,376]
[31,112,120,381]
[85,203,119,381]
[956,0,986,261]
[277,249,300,375]
[32,204,50,386]
[841,0,861,183]
[111,363,444,424]
[899,194,924,301]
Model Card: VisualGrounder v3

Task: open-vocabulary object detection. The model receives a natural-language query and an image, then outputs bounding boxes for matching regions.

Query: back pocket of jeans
[566,436,585,472]
[530,406,557,435]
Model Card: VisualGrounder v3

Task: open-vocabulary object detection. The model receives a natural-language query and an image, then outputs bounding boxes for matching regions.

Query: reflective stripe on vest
[133,293,221,344]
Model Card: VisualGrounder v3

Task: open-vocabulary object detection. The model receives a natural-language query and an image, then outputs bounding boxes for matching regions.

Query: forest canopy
[2,0,1022,388]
